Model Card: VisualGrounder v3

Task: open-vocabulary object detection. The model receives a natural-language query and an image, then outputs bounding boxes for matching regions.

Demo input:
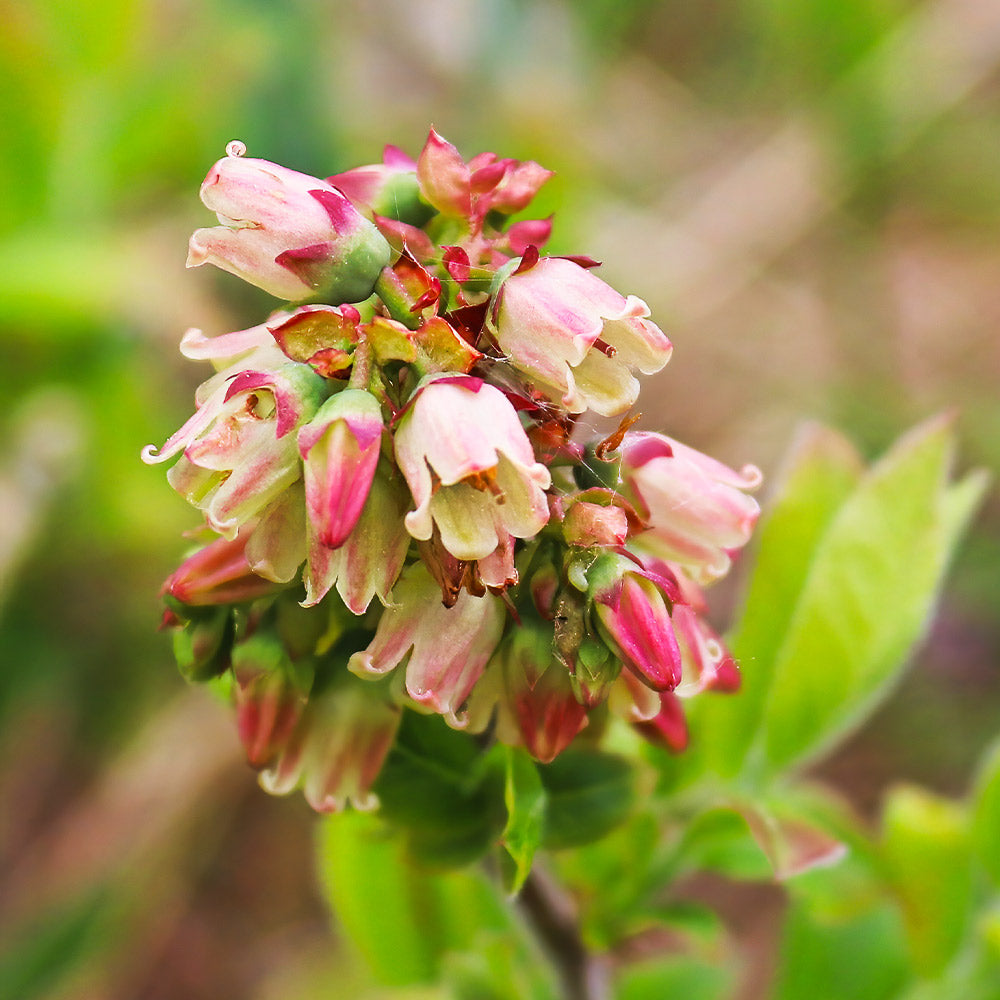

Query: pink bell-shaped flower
[393,375,551,562]
[348,562,506,724]
[259,676,401,813]
[490,255,673,416]
[144,363,328,539]
[620,431,761,584]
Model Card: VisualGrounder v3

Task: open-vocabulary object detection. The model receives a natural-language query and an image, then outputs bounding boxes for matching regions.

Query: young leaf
[502,747,547,894]
[317,811,510,986]
[759,417,985,773]
[971,738,1000,886]
[881,784,974,977]
[538,749,635,849]
[771,898,911,1000]
[615,955,733,1000]
[372,711,506,867]
[687,423,863,780]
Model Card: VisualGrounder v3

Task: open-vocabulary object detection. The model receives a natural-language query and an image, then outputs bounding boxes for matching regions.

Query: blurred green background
[0,0,997,997]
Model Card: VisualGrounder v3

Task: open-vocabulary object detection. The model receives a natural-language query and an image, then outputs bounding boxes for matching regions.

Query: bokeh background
[1,1,997,997]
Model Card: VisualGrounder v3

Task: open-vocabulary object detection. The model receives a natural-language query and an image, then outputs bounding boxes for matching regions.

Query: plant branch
[516,866,611,1000]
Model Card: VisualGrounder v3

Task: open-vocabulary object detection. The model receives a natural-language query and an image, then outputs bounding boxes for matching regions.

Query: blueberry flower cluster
[146,131,761,813]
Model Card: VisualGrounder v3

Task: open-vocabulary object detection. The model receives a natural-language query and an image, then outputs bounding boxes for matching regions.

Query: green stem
[348,338,372,391]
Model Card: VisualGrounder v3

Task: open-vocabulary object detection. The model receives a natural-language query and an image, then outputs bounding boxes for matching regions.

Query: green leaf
[881,784,974,977]
[537,748,635,850]
[443,932,559,1000]
[688,424,863,779]
[372,711,506,868]
[971,738,1000,886]
[759,417,985,773]
[317,811,510,987]
[615,954,732,1000]
[502,747,547,894]
[771,898,911,1000]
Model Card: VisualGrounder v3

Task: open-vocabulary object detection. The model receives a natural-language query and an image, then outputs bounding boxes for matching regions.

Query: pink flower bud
[493,624,588,763]
[621,432,761,584]
[587,554,683,692]
[490,256,673,416]
[187,148,392,303]
[161,532,284,606]
[234,666,307,769]
[394,375,551,562]
[303,459,410,613]
[298,389,383,550]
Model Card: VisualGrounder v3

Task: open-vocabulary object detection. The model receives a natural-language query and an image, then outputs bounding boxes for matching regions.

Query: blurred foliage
[0,0,997,998]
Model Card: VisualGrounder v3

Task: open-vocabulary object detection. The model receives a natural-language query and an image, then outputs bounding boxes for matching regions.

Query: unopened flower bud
[187,149,392,303]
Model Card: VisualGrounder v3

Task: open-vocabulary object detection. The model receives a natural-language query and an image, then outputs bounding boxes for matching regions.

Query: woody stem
[516,866,610,1000]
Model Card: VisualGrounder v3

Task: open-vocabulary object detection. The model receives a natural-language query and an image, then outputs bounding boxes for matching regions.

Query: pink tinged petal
[634,692,689,753]
[491,257,671,415]
[301,687,401,813]
[299,389,383,549]
[162,532,283,606]
[188,226,314,301]
[622,431,761,582]
[245,484,307,583]
[507,217,553,256]
[259,682,400,813]
[477,532,517,590]
[141,381,232,465]
[190,154,390,303]
[303,463,409,612]
[511,664,588,764]
[179,320,280,362]
[202,435,301,538]
[416,128,471,217]
[348,563,506,723]
[394,377,550,555]
[234,670,307,768]
[670,604,728,697]
[563,501,629,547]
[489,161,555,214]
[608,669,662,723]
[595,575,683,691]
